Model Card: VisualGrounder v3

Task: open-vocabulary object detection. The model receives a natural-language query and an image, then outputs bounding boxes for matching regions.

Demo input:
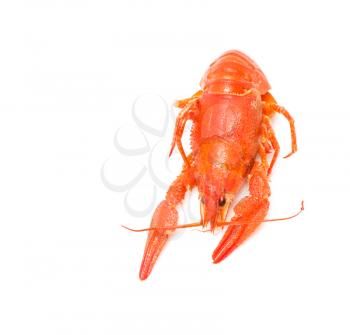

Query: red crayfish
[125,50,298,280]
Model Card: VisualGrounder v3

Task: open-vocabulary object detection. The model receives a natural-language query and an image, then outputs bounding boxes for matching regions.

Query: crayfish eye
[218,197,226,207]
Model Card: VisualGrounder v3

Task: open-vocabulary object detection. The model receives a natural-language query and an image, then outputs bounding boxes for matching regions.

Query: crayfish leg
[261,115,280,175]
[212,162,270,264]
[174,90,202,109]
[169,94,200,166]
[262,92,297,159]
[139,161,195,280]
[139,200,178,280]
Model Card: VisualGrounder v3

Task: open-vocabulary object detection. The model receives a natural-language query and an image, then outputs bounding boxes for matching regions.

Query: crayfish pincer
[124,50,299,280]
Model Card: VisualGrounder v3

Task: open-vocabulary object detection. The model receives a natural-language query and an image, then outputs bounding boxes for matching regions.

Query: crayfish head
[195,137,243,230]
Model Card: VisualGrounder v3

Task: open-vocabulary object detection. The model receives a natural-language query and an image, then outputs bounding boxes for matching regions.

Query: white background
[0,1,349,334]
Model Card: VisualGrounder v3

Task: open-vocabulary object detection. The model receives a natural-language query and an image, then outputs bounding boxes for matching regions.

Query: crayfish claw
[139,201,178,280]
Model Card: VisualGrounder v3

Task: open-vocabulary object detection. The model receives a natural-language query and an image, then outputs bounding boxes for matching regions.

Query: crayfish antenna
[122,200,304,233]
[122,222,203,233]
